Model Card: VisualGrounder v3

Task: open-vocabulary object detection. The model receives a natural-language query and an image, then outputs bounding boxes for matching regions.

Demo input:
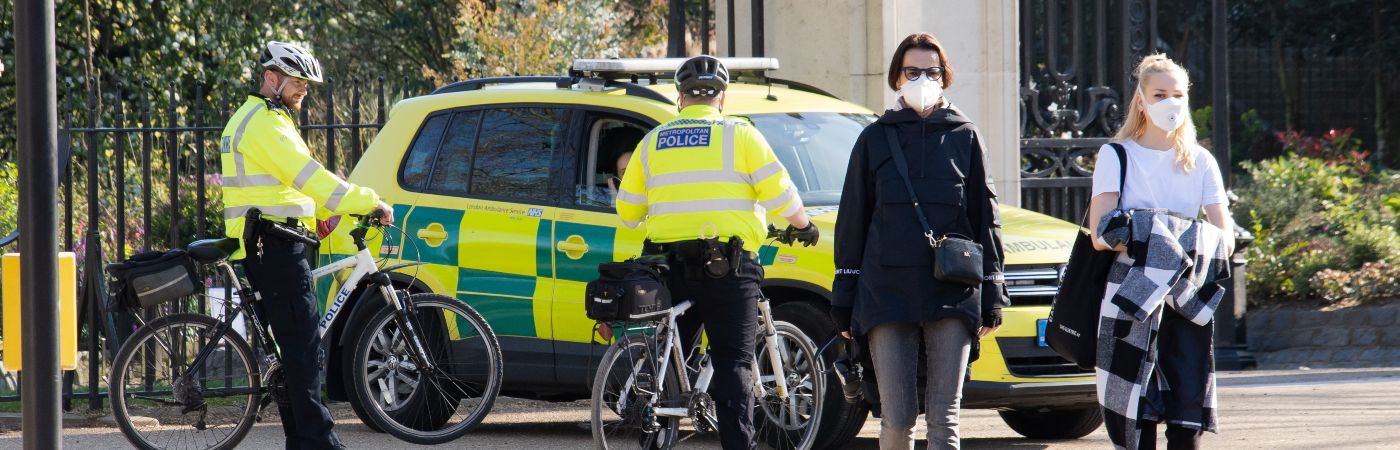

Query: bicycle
[107,212,504,449]
[590,227,824,450]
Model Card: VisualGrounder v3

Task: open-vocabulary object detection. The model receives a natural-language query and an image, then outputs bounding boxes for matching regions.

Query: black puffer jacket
[831,104,1010,359]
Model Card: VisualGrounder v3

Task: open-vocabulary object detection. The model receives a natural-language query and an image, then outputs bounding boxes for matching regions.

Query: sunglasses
[901,66,945,81]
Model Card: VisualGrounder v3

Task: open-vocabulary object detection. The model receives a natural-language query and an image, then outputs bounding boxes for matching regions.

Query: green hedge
[1236,152,1400,303]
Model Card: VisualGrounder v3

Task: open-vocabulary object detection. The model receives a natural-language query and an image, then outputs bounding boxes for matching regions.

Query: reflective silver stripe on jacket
[615,189,648,204]
[649,170,747,188]
[229,103,266,179]
[747,160,784,185]
[323,181,351,211]
[648,198,758,215]
[223,174,282,188]
[638,132,653,182]
[762,186,802,217]
[721,120,736,172]
[292,160,322,190]
[224,203,315,220]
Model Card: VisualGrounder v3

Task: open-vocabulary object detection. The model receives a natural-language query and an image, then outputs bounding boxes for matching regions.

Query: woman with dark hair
[830,32,1009,450]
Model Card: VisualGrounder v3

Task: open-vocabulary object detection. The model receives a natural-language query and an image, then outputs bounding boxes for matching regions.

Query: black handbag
[882,126,983,286]
[585,259,672,322]
[1045,142,1127,370]
[105,249,203,310]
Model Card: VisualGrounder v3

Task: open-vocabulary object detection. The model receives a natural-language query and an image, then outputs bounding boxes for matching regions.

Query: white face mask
[1140,88,1188,132]
[900,75,942,112]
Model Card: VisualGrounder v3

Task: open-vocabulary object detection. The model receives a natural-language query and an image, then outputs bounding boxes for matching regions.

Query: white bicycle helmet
[260,41,324,83]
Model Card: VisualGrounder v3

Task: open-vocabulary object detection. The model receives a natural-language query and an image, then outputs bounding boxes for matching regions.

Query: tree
[446,0,628,80]
[1231,0,1400,166]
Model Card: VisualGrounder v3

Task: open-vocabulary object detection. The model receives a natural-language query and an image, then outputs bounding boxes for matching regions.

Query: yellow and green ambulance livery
[317,59,1102,447]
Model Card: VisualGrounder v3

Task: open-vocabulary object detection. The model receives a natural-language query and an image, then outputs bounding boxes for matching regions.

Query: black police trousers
[243,233,343,450]
[656,246,763,450]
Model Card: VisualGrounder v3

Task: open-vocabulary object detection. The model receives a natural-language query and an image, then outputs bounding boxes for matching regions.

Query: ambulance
[318,58,1101,448]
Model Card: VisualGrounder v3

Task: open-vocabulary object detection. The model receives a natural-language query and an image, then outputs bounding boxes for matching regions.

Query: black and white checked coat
[1094,209,1232,450]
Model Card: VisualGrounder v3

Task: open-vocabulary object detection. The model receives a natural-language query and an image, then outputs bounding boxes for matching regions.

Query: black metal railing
[1018,0,1157,222]
[0,78,411,409]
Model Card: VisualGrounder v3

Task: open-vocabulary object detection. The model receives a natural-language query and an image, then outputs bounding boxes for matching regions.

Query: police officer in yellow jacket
[220,41,391,450]
[616,55,818,450]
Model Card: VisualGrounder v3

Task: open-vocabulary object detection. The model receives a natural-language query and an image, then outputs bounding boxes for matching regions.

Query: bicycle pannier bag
[1045,143,1128,369]
[106,249,203,310]
[585,260,671,322]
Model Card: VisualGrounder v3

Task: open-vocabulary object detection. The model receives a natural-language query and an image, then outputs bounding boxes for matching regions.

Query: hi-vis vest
[615,104,802,253]
[220,95,379,259]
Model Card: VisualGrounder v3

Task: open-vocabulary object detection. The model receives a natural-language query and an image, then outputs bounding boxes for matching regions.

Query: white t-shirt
[1090,140,1226,217]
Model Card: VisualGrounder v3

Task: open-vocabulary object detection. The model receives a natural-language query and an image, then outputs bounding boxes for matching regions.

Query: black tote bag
[1045,143,1126,370]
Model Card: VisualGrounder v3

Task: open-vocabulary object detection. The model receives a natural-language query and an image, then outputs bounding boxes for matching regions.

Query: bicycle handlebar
[352,209,388,230]
[767,224,796,245]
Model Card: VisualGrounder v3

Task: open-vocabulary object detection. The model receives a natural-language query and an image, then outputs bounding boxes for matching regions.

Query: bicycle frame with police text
[175,241,410,383]
[310,246,392,338]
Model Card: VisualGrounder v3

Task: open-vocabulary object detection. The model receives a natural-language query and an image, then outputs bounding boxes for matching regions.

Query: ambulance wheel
[999,406,1102,439]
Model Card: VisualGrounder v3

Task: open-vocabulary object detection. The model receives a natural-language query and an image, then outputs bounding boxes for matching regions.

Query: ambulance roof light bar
[572,58,780,76]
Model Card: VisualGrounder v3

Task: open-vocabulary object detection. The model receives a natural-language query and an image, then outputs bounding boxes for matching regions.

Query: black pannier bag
[106,249,203,310]
[585,260,671,322]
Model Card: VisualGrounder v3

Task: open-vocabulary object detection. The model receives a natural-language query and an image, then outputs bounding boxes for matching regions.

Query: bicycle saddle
[187,238,240,263]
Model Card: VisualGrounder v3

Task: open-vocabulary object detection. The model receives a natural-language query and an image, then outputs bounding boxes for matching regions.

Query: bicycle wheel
[351,293,503,444]
[592,333,681,450]
[753,321,824,450]
[109,313,261,450]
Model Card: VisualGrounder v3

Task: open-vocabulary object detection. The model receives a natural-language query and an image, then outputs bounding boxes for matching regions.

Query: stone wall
[1247,304,1400,369]
[715,0,1023,206]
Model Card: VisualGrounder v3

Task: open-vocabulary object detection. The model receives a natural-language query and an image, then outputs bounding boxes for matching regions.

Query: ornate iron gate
[1018,0,1158,222]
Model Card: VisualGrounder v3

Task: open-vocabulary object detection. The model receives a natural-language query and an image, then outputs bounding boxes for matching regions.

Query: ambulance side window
[571,112,651,209]
[426,110,483,193]
[471,107,567,201]
[399,113,452,190]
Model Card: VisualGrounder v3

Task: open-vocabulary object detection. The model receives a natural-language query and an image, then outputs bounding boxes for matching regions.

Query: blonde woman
[1088,54,1234,450]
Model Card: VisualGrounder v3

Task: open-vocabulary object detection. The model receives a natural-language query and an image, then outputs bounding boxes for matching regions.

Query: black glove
[829,306,852,336]
[788,222,820,247]
[982,307,1003,329]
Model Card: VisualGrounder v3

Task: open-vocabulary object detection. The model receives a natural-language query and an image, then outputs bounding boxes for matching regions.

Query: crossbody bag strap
[883,125,937,242]
[1109,142,1127,209]
[1079,142,1130,226]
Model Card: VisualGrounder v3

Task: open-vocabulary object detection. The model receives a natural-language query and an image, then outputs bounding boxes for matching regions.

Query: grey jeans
[868,319,973,450]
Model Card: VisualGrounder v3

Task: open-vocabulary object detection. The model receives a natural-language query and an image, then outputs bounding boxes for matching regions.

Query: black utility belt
[249,216,320,248]
[644,237,750,279]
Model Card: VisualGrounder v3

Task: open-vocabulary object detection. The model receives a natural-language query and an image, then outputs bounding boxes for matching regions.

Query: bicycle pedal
[635,372,655,391]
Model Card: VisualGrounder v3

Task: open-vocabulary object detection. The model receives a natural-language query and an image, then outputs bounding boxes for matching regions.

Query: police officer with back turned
[615,55,819,450]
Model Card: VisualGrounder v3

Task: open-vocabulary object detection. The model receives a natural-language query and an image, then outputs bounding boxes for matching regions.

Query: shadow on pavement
[1219,368,1400,387]
[843,437,1055,450]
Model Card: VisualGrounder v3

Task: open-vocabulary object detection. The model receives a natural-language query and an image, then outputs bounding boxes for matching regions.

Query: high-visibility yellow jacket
[616,104,802,253]
[220,95,380,259]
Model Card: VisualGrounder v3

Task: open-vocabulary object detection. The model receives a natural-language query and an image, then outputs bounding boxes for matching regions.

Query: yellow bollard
[2,252,78,371]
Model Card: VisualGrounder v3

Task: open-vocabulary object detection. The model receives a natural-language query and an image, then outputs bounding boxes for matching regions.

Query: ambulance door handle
[557,235,590,260]
[416,223,449,247]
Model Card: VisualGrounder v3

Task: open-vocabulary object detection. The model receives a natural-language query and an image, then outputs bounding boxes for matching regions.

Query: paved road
[3,368,1399,449]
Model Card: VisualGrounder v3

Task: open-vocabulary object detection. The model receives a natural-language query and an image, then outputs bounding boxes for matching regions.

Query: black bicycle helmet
[674,55,729,97]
